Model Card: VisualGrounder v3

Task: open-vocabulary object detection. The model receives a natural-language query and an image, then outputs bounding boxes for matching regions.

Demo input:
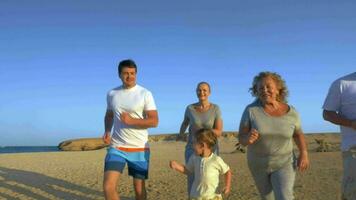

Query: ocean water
[0,146,60,154]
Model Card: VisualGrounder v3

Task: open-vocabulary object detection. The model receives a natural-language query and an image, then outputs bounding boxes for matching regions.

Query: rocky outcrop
[58,132,239,151]
[58,138,109,151]
[235,142,246,153]
[148,132,238,142]
[148,134,179,142]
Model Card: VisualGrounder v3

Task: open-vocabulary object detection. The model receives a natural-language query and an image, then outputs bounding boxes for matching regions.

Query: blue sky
[1,1,355,146]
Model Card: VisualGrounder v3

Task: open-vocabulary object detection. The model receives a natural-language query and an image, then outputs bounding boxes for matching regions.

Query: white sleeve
[217,157,230,174]
[144,91,157,111]
[106,91,113,111]
[322,80,341,112]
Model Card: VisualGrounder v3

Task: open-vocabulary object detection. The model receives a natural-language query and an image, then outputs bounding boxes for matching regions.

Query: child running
[170,128,232,200]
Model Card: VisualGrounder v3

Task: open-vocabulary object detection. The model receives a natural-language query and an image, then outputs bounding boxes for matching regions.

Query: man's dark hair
[118,59,137,74]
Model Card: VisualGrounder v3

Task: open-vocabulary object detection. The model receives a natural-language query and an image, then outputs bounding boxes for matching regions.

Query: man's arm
[323,110,356,129]
[102,110,114,144]
[120,110,158,129]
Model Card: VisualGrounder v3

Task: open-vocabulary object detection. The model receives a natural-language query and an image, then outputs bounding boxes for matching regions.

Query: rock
[58,138,109,151]
[234,142,246,153]
[58,132,240,151]
[148,134,183,142]
[315,138,331,152]
[224,132,238,139]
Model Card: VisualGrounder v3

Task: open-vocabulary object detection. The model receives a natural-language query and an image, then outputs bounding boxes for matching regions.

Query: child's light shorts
[190,194,223,200]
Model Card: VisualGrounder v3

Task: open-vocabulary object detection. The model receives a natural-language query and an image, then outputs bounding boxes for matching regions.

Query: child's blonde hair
[195,128,217,149]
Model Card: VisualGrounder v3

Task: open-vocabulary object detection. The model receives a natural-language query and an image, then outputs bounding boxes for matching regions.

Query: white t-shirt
[107,84,157,148]
[323,72,356,151]
[186,153,230,199]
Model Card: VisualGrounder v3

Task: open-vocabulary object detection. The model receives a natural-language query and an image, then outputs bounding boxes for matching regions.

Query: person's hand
[120,112,133,125]
[169,160,179,170]
[222,186,231,196]
[102,132,111,145]
[351,120,356,130]
[247,129,260,145]
[297,151,309,172]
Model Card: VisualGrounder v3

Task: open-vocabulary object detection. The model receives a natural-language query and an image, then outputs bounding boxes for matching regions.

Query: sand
[0,133,342,200]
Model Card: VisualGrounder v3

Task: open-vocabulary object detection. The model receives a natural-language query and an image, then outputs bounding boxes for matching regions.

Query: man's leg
[103,148,127,200]
[127,150,150,200]
[133,178,146,200]
[103,171,121,200]
[342,148,356,200]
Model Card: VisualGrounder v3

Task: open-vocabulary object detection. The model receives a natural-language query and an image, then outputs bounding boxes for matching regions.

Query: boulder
[315,138,331,152]
[58,138,109,151]
[235,142,246,153]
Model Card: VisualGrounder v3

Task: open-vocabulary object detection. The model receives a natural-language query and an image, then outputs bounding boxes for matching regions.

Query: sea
[0,146,60,154]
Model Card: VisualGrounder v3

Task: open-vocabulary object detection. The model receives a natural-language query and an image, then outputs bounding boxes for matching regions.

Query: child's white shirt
[186,153,230,199]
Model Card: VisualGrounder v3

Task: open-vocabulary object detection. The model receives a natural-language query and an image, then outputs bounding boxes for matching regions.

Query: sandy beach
[0,133,342,200]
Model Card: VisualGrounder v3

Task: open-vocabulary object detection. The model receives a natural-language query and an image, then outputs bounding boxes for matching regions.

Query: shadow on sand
[0,167,133,200]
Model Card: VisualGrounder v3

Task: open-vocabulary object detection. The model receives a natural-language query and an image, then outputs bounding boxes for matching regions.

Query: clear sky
[1,1,355,146]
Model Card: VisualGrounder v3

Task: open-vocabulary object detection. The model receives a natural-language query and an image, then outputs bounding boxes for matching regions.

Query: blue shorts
[104,147,150,180]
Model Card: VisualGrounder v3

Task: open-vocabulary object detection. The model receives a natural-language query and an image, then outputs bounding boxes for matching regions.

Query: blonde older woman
[238,72,309,200]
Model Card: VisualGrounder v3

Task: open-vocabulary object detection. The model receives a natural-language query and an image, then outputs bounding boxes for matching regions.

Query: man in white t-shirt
[102,59,158,200]
[323,72,356,200]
